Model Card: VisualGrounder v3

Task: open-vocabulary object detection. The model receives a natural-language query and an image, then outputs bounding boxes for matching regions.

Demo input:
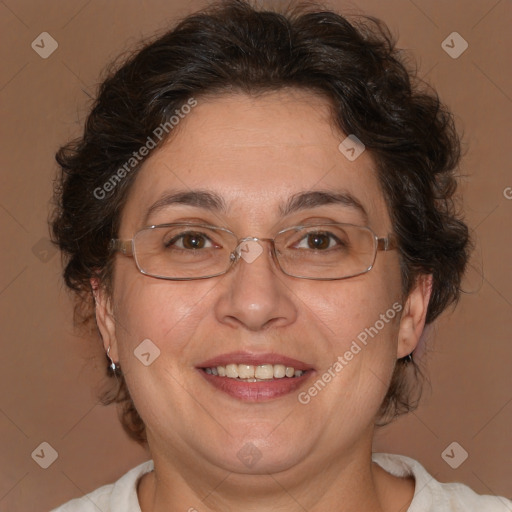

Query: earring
[106,346,119,372]
[403,352,413,364]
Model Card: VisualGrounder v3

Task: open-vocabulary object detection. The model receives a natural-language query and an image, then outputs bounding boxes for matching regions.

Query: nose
[213,238,298,332]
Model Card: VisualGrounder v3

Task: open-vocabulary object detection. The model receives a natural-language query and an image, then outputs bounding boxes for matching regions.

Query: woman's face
[96,90,427,476]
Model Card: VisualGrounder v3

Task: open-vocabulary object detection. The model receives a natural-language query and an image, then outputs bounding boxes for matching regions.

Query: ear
[91,277,119,361]
[396,274,433,359]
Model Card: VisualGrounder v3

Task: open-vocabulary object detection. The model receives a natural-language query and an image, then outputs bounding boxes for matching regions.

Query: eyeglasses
[110,222,397,281]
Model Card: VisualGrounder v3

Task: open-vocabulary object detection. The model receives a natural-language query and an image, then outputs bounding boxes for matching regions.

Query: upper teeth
[204,364,304,380]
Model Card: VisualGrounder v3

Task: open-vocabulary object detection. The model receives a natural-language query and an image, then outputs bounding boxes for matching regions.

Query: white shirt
[50,452,512,511]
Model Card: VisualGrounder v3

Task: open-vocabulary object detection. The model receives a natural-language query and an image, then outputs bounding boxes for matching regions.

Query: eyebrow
[143,189,368,225]
[281,190,368,222]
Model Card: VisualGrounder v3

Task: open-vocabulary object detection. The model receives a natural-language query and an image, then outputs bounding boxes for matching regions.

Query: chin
[210,423,313,474]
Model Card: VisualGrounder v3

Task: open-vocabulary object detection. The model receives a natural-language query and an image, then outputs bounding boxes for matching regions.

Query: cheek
[306,273,401,351]
[301,270,402,406]
[109,276,216,427]
[112,273,214,364]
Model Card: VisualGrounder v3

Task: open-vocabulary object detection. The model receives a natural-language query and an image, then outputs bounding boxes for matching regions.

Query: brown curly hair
[51,0,471,447]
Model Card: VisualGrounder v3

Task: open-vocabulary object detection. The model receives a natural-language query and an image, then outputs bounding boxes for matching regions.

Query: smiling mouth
[202,363,307,381]
[197,353,314,401]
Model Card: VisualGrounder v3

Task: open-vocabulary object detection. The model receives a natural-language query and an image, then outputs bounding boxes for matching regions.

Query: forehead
[119,90,391,235]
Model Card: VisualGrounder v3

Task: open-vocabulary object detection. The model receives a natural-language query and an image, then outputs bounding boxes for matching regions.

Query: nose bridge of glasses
[231,236,275,265]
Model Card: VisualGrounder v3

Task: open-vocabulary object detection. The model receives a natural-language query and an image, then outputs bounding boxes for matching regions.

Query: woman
[49,1,511,511]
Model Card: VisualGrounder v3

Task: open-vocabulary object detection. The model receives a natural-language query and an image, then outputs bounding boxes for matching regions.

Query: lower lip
[198,370,313,401]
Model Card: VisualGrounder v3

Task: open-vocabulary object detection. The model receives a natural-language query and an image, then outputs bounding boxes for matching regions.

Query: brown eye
[165,231,212,250]
[181,233,207,249]
[294,231,345,251]
[306,233,331,250]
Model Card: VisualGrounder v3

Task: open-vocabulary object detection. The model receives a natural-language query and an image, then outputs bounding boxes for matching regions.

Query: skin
[94,89,432,512]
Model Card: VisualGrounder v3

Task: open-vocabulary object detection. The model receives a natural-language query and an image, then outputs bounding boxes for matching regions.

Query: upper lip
[198,351,314,371]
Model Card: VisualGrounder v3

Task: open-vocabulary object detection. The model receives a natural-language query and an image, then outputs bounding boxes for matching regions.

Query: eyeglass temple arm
[377,233,397,251]
[110,239,134,257]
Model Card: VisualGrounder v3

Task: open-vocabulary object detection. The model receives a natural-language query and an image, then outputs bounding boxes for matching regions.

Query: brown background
[0,1,511,511]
